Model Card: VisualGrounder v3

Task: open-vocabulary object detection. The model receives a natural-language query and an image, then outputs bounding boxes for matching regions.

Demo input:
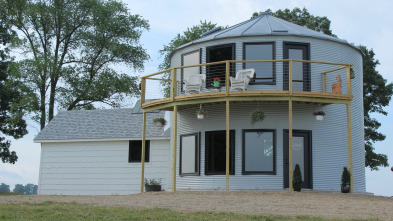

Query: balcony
[140,59,353,111]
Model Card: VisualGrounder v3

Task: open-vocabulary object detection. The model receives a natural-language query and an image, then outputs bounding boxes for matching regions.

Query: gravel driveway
[1,191,392,220]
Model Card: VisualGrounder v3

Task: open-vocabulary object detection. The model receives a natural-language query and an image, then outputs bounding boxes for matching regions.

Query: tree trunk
[40,89,46,130]
[48,80,57,122]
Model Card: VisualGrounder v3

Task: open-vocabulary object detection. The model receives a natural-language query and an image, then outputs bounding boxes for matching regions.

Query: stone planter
[145,184,161,192]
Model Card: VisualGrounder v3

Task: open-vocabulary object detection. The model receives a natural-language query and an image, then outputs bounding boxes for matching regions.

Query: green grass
[0,201,349,221]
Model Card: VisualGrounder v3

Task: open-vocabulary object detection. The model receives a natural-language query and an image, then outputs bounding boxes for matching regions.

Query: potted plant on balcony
[152,117,166,127]
[341,167,350,193]
[250,109,265,126]
[196,109,207,119]
[145,178,162,192]
[293,164,302,192]
[312,110,325,120]
[211,77,221,87]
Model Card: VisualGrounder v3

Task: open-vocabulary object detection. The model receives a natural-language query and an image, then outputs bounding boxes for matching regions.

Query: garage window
[129,140,150,163]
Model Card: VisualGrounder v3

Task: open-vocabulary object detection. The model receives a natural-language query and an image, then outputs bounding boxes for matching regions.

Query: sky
[1,0,392,196]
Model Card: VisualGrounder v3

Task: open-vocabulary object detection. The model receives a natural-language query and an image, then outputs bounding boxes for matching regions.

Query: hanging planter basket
[197,114,204,119]
[312,110,325,121]
[250,109,265,126]
[152,117,166,126]
[196,105,207,120]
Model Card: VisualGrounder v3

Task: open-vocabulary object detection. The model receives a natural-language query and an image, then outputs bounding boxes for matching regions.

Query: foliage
[250,110,265,126]
[13,184,25,194]
[0,201,330,221]
[252,8,392,170]
[0,11,28,164]
[292,164,302,192]
[341,167,351,187]
[153,117,166,126]
[361,45,393,170]
[196,109,207,116]
[144,178,161,185]
[1,0,149,130]
[158,21,217,97]
[24,183,38,194]
[0,183,10,192]
[251,8,335,36]
[312,110,325,116]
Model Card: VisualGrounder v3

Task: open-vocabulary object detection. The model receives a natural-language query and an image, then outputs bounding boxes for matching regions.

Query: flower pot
[212,81,220,87]
[197,114,204,119]
[145,184,161,192]
[341,185,350,193]
[154,122,163,127]
[315,115,324,120]
[293,185,302,192]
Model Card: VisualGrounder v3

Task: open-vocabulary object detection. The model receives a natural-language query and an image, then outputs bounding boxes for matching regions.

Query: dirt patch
[1,191,392,220]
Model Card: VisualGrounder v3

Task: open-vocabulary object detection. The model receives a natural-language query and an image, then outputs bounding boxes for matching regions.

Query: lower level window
[128,140,150,163]
[242,130,275,174]
[205,130,235,175]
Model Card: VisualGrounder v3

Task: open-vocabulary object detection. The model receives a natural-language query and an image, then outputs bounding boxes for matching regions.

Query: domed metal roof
[173,12,355,53]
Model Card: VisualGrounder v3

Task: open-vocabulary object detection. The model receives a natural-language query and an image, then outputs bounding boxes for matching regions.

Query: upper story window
[181,50,201,91]
[243,42,275,85]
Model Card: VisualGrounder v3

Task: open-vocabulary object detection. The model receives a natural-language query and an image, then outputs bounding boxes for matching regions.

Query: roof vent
[201,26,222,37]
[261,12,273,16]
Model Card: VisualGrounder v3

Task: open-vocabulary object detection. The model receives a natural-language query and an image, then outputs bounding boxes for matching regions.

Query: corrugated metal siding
[170,35,365,192]
[38,140,169,195]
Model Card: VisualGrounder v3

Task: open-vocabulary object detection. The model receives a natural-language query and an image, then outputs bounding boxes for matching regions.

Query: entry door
[283,130,312,189]
[283,43,310,91]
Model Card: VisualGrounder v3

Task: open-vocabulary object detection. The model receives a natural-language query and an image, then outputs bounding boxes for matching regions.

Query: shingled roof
[34,107,168,142]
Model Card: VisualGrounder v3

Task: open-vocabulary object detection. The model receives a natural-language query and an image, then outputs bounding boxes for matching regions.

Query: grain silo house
[35,13,365,195]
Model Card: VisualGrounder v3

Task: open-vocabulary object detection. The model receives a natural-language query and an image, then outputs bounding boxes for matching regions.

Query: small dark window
[129,140,150,163]
[180,133,200,176]
[205,130,235,175]
[242,129,276,174]
[243,42,275,84]
[206,44,235,87]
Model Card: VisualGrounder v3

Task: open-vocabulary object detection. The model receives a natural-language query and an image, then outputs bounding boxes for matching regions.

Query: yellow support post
[346,65,352,97]
[140,110,146,193]
[322,73,327,93]
[288,99,293,192]
[289,60,293,95]
[346,103,354,193]
[226,100,230,191]
[141,78,146,108]
[171,68,177,101]
[226,61,230,95]
[172,105,178,192]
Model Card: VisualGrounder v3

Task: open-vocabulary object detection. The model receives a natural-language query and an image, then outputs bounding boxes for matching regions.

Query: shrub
[341,167,350,187]
[292,164,302,192]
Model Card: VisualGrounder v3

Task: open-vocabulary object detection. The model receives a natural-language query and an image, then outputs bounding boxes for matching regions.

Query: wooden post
[172,105,178,192]
[140,110,146,193]
[346,65,352,97]
[226,100,230,191]
[171,68,177,101]
[346,103,354,193]
[288,99,293,191]
[289,60,293,95]
[226,61,230,95]
[322,73,327,93]
[141,78,146,108]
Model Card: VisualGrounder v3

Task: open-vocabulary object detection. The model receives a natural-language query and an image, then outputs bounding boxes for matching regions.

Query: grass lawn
[0,201,359,221]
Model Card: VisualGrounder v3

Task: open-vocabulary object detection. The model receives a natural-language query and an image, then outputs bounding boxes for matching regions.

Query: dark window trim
[243,42,276,85]
[205,130,235,175]
[181,49,202,92]
[283,129,313,189]
[242,129,276,175]
[283,42,311,91]
[206,43,236,88]
[128,140,150,163]
[179,132,200,176]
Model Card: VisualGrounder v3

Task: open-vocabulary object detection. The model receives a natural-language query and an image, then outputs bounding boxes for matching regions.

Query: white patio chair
[230,69,255,91]
[183,74,206,94]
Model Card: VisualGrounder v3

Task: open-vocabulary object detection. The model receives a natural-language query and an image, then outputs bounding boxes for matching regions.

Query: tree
[0,183,10,192]
[252,8,392,170]
[24,183,38,194]
[2,0,149,129]
[0,9,28,164]
[13,184,25,194]
[361,45,393,170]
[158,21,217,97]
